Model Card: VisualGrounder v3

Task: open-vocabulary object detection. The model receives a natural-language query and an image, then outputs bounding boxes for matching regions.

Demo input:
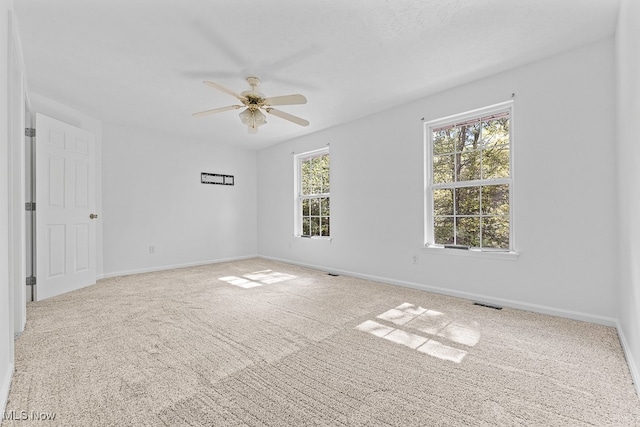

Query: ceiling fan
[193,77,309,134]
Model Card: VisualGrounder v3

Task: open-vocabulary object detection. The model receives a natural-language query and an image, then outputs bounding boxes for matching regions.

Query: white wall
[258,39,618,324]
[29,93,104,279]
[616,0,640,392]
[102,124,257,277]
[1,0,15,417]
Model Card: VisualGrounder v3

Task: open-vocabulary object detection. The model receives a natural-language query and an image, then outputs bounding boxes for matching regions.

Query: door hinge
[25,202,36,211]
[25,128,35,137]
[26,276,36,286]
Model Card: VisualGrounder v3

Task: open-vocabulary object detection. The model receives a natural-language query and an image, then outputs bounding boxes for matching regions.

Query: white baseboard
[616,321,640,397]
[259,255,618,327]
[101,255,259,279]
[0,362,14,424]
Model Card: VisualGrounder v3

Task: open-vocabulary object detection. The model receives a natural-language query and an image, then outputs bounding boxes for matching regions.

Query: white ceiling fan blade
[192,105,242,117]
[263,94,307,106]
[203,81,246,101]
[264,108,309,127]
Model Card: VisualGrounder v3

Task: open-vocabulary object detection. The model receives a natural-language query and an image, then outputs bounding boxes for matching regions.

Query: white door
[35,114,96,300]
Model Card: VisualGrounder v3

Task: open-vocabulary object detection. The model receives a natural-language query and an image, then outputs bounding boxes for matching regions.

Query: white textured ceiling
[14,0,619,150]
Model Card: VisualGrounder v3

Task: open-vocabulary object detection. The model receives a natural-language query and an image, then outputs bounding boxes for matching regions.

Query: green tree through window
[428,105,512,250]
[297,149,330,237]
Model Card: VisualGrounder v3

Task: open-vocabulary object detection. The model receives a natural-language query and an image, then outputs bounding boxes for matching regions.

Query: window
[295,148,330,237]
[425,102,513,251]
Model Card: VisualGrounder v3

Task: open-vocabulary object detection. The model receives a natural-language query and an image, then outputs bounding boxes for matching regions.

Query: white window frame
[294,147,330,239]
[424,101,516,256]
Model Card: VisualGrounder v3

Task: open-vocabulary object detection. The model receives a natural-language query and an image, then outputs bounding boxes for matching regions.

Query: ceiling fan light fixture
[239,108,266,133]
[253,109,266,125]
[238,108,252,125]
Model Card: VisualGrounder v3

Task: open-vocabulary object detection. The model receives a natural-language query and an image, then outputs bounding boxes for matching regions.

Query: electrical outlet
[411,255,418,264]
[149,245,156,254]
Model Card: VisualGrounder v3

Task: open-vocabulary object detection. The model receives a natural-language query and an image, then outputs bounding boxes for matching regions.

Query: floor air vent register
[473,302,503,310]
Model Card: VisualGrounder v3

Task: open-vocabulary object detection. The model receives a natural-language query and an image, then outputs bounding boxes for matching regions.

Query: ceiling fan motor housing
[241,93,266,109]
[242,77,265,110]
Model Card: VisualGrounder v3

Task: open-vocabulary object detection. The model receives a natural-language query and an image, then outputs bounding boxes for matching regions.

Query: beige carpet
[5,258,640,426]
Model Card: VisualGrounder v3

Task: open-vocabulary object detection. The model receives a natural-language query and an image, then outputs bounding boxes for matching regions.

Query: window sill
[421,245,519,261]
[293,235,333,242]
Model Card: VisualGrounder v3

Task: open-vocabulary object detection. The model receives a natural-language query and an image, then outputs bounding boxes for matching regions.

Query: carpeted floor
[5,258,640,426]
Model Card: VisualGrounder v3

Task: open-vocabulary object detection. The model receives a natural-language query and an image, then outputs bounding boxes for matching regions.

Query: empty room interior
[1,0,640,425]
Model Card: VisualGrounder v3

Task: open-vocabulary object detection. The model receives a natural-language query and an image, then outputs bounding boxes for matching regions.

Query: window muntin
[426,104,512,250]
[296,148,330,237]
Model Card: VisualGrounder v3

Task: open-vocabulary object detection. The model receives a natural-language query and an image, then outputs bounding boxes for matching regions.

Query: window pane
[321,154,330,193]
[458,150,481,181]
[433,129,456,155]
[310,217,320,236]
[320,162,326,193]
[481,184,509,215]
[433,154,455,184]
[481,216,509,249]
[310,198,320,215]
[462,121,481,151]
[482,117,509,148]
[456,217,480,247]
[301,160,311,195]
[433,189,453,216]
[434,217,454,245]
[482,145,510,179]
[302,217,310,236]
[320,197,330,216]
[302,198,310,216]
[321,217,330,236]
[455,187,480,215]
[310,157,320,194]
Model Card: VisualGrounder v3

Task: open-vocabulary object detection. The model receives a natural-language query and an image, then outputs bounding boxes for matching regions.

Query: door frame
[8,10,28,340]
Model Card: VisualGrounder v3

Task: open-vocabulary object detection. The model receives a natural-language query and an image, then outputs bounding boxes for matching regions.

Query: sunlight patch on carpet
[218,270,297,288]
[357,302,480,363]
[218,276,262,288]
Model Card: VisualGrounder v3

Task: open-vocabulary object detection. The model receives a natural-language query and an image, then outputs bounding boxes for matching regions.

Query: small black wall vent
[202,173,234,186]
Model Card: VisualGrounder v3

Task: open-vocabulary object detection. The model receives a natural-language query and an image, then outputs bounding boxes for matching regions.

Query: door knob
[90,213,98,219]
